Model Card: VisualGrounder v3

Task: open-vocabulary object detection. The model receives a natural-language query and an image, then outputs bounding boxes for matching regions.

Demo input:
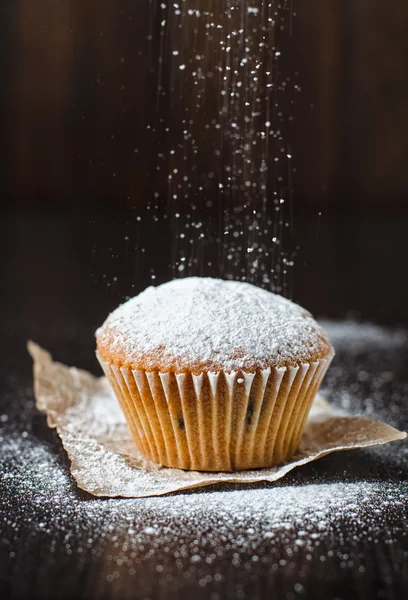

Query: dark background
[1,4,408,600]
[1,0,408,329]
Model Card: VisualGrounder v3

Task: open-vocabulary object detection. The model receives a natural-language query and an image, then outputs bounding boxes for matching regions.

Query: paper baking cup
[96,352,334,472]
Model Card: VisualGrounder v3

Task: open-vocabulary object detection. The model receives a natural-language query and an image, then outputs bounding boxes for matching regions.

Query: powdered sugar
[1,322,408,598]
[96,278,331,372]
[26,342,405,498]
[1,430,407,597]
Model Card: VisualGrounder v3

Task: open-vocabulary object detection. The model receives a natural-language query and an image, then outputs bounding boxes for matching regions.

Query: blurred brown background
[2,0,408,210]
[1,0,408,325]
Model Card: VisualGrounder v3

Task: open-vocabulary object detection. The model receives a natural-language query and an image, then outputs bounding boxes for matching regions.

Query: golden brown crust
[96,330,334,374]
[96,279,335,472]
[96,278,335,374]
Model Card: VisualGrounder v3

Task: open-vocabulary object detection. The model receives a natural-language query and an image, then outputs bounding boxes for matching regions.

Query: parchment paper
[28,341,407,498]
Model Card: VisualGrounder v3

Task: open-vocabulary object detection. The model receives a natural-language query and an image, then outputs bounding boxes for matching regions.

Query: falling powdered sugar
[96,277,332,372]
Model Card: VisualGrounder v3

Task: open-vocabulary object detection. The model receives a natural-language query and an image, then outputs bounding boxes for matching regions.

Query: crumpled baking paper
[28,341,407,498]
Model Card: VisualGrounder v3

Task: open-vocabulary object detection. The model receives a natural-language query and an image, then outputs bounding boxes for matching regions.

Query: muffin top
[96,277,333,373]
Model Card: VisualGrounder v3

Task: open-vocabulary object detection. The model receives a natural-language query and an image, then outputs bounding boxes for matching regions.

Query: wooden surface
[0,213,408,600]
[1,2,408,596]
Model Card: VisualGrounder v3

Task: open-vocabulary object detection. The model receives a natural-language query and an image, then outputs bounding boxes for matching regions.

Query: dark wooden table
[1,213,408,600]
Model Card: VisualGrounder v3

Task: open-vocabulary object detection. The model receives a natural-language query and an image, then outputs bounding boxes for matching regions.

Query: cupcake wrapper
[96,352,334,472]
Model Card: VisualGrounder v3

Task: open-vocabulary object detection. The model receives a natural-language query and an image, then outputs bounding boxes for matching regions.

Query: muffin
[96,277,334,472]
